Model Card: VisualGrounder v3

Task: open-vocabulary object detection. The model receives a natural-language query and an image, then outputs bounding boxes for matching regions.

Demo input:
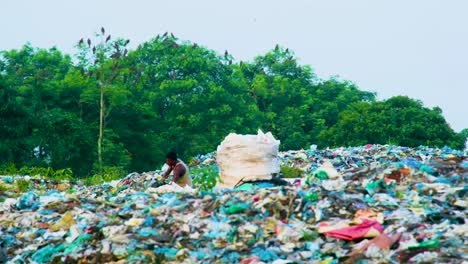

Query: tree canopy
[1,34,465,177]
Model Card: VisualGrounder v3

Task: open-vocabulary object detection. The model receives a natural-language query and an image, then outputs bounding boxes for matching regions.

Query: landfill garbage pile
[0,144,467,263]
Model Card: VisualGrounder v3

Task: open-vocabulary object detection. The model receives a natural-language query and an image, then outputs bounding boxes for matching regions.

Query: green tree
[76,27,131,174]
[0,44,74,167]
[0,61,34,165]
[36,109,95,176]
[128,34,258,162]
[239,47,375,150]
[320,96,465,149]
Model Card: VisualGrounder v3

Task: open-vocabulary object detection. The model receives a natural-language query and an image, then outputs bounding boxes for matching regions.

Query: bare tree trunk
[98,83,104,175]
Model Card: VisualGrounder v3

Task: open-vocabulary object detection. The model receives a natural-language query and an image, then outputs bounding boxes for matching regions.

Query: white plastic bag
[216,129,280,188]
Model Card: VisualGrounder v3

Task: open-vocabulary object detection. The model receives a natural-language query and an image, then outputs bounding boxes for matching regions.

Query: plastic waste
[0,144,466,263]
[318,219,384,240]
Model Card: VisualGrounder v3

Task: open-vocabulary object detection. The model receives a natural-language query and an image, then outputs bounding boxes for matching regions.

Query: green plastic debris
[305,192,318,202]
[313,170,329,180]
[63,234,93,256]
[31,244,65,263]
[419,165,436,175]
[226,203,250,214]
[235,183,256,191]
[408,239,440,250]
[228,227,237,243]
[302,230,318,241]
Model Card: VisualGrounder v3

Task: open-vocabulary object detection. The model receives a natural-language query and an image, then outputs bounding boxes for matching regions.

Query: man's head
[166,152,178,166]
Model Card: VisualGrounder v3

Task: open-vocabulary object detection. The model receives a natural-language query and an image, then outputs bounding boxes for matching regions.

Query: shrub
[192,166,219,191]
[102,166,126,182]
[16,179,30,192]
[52,168,73,181]
[0,182,13,192]
[83,166,126,186]
[0,163,17,175]
[280,165,304,178]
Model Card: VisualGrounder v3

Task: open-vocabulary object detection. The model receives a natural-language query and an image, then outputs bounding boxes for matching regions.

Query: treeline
[1,32,466,177]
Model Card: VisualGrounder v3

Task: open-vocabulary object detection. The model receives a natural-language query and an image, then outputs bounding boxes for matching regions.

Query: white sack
[216,130,280,188]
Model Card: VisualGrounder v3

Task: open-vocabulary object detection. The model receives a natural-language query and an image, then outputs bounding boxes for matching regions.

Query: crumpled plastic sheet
[0,144,466,263]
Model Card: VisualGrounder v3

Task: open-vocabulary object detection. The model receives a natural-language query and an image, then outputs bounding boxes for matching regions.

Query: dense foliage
[0,33,465,177]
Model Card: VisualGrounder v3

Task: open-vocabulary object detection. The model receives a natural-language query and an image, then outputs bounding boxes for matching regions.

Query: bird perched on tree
[106,35,111,42]
[163,32,168,37]
[125,39,130,46]
[92,46,96,54]
[224,50,228,58]
[87,39,91,47]
[78,38,84,46]
[171,32,175,38]
[192,43,198,48]
[285,48,289,53]
[275,44,279,51]
[101,27,105,34]
[123,49,128,57]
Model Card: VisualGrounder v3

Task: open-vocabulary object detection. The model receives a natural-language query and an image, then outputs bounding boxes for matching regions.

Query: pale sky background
[1,0,467,132]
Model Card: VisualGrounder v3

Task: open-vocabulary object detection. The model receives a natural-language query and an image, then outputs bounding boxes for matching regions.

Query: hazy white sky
[1,0,467,131]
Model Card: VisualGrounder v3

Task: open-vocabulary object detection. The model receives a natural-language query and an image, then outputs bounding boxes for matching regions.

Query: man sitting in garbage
[161,152,192,187]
